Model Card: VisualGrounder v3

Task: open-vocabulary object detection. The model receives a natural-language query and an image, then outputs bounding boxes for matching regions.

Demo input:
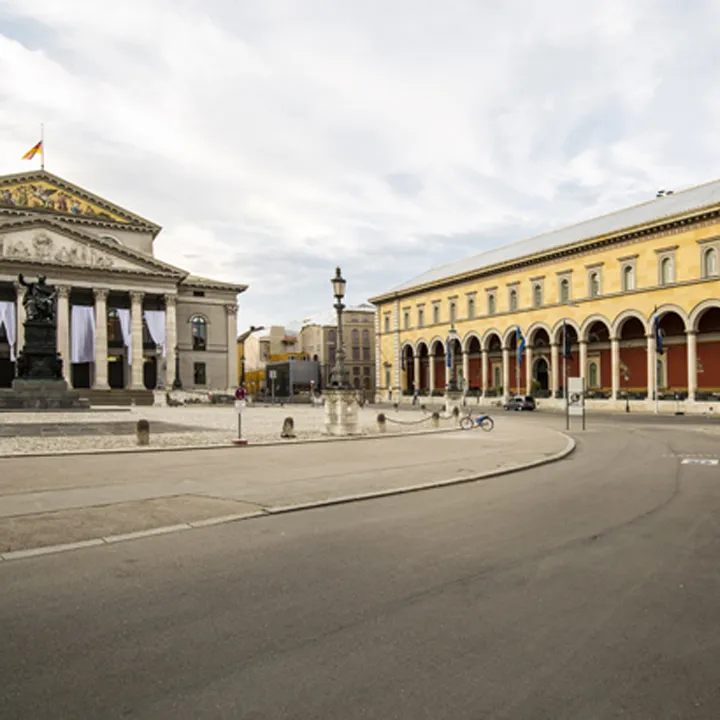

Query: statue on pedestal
[18,273,57,323]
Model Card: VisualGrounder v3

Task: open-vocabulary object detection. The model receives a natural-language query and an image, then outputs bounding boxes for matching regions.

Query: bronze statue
[17,273,56,323]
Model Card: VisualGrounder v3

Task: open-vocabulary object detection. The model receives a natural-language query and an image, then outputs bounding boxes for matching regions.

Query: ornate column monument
[323,267,360,436]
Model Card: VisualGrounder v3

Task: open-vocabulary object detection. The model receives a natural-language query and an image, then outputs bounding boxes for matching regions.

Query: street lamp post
[446,324,459,392]
[624,371,630,413]
[172,344,182,389]
[328,267,349,389]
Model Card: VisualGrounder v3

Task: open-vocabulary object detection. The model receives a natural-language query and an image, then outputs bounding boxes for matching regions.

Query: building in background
[370,179,720,410]
[0,170,246,402]
[242,325,309,397]
[300,303,376,397]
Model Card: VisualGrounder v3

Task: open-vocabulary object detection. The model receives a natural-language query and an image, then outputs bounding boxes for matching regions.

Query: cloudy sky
[2,0,720,330]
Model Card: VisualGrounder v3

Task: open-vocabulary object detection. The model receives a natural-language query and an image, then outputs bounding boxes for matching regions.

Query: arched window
[509,289,518,312]
[468,297,476,318]
[704,248,718,277]
[191,316,207,351]
[362,329,370,345]
[351,329,359,344]
[622,265,634,291]
[660,257,674,286]
[533,284,542,308]
[559,278,570,303]
[589,272,601,298]
[588,361,599,389]
[328,329,336,343]
[487,295,495,315]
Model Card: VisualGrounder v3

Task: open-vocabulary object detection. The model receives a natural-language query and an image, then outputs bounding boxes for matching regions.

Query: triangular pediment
[0,218,185,278]
[0,170,160,230]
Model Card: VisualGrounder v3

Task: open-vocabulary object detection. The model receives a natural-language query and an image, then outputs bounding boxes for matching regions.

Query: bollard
[136,419,150,446]
[431,412,440,429]
[452,406,460,426]
[281,416,296,439]
[377,413,387,433]
[420,403,427,412]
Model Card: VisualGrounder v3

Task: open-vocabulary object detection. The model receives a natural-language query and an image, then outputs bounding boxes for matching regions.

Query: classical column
[579,340,588,386]
[413,353,420,391]
[57,285,71,384]
[92,288,109,389]
[525,345,534,394]
[226,303,238,390]
[687,331,697,401]
[13,282,25,354]
[165,295,177,389]
[462,350,470,392]
[429,354,435,394]
[502,346,510,400]
[481,348,488,395]
[611,336,620,400]
[550,343,559,398]
[646,333,655,400]
[130,291,145,390]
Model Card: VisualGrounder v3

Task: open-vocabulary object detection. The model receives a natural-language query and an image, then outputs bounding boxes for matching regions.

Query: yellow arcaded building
[369,181,720,412]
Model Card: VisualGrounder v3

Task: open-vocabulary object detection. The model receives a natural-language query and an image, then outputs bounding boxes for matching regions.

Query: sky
[2,0,720,331]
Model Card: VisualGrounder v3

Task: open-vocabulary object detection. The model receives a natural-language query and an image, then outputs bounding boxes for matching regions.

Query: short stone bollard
[281,416,296,439]
[377,412,387,433]
[136,419,150,446]
[452,406,460,426]
[431,412,440,429]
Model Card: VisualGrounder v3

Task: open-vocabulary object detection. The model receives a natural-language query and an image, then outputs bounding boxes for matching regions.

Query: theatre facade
[370,180,720,411]
[0,170,246,401]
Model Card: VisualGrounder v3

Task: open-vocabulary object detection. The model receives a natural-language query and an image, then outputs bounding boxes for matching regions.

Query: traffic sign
[235,387,246,401]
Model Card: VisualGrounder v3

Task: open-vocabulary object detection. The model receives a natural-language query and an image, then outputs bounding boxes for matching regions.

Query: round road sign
[235,387,247,401]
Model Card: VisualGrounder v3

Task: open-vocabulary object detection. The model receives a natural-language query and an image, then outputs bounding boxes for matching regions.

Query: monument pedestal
[444,389,464,414]
[323,388,360,436]
[0,379,90,410]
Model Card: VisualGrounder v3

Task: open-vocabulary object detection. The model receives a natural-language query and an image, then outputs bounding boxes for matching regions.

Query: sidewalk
[0,417,573,558]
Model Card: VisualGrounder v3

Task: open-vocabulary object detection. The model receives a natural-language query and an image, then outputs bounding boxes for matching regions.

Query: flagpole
[41,123,45,170]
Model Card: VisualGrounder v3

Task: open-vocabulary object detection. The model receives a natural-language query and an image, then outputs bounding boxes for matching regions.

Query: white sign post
[232,387,248,445]
[567,376,586,430]
[269,369,277,405]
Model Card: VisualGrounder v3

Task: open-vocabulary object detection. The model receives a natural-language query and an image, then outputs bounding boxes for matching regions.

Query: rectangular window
[418,307,425,327]
[192,290,205,297]
[352,347,360,361]
[384,314,390,333]
[487,294,496,315]
[467,296,476,319]
[385,368,391,388]
[403,310,410,329]
[353,366,360,376]
[433,304,440,324]
[588,270,602,298]
[329,348,336,364]
[363,347,370,360]
[193,362,206,385]
[559,277,571,303]
[449,301,456,323]
[364,367,371,376]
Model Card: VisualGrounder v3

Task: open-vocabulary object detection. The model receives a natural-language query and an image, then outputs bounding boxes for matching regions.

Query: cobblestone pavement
[0,405,462,455]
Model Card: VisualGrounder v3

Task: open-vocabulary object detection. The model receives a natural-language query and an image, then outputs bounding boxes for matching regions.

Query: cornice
[369,208,720,304]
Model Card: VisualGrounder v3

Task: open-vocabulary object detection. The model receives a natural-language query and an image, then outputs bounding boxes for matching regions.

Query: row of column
[408,330,701,400]
[13,282,177,390]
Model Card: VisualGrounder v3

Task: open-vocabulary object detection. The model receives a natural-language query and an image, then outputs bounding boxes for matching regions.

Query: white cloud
[1,0,719,329]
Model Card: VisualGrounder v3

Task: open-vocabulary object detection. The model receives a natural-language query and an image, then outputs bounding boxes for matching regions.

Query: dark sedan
[503,395,537,411]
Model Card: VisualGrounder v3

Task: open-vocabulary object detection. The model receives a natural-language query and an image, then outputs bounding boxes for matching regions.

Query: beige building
[0,170,246,399]
[300,304,376,393]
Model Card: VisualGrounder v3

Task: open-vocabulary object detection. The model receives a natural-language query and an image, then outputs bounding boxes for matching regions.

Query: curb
[0,426,462,460]
[0,434,576,563]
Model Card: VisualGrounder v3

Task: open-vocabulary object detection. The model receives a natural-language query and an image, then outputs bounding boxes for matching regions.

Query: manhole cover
[681,458,719,466]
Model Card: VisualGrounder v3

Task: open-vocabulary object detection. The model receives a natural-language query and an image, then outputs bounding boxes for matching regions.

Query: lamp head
[331,267,346,300]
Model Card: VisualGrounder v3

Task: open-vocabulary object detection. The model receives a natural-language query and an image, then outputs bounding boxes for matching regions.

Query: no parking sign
[235,387,247,401]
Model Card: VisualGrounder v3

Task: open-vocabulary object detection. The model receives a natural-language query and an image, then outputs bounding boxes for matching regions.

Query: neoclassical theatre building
[370,180,720,410]
[0,170,246,401]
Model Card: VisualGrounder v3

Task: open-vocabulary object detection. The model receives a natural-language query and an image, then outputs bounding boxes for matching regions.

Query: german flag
[22,141,42,160]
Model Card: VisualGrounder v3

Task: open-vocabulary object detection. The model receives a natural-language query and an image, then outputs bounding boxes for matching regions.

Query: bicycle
[459,411,494,431]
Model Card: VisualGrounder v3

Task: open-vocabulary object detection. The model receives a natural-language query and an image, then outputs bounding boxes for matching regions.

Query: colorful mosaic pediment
[0,179,129,223]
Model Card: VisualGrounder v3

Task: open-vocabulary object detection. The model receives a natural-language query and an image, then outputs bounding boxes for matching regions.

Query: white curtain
[144,310,166,356]
[0,301,16,361]
[71,305,95,364]
[117,308,132,365]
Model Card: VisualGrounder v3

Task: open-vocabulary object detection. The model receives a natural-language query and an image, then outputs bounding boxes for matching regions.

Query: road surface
[2,416,720,718]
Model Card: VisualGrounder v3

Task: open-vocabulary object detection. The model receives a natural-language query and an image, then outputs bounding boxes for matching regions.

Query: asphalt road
[2,418,720,719]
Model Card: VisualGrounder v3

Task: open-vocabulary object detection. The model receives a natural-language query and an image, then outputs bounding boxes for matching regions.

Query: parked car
[503,395,536,411]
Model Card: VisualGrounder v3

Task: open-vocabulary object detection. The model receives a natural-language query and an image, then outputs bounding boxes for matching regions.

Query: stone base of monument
[323,388,360,436]
[0,379,91,411]
[444,389,464,414]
